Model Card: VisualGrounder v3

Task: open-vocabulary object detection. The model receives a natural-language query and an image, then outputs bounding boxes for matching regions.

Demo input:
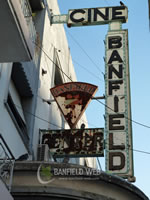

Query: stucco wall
[32,1,89,162]
[0,0,94,168]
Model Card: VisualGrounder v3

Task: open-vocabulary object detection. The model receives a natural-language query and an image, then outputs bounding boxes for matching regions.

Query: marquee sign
[40,128,104,158]
[50,82,98,129]
[67,6,128,27]
[105,29,134,178]
[50,5,134,180]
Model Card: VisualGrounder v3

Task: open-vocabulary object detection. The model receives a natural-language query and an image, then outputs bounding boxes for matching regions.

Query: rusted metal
[91,96,105,100]
[50,82,98,129]
[40,128,104,158]
[43,95,105,105]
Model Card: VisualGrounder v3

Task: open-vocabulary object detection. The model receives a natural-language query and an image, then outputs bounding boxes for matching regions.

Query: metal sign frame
[50,4,134,180]
[52,6,128,27]
[105,27,134,179]
[40,128,104,158]
[50,82,98,129]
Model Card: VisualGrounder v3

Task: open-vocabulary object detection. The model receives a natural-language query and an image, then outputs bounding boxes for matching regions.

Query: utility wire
[11,99,150,156]
[37,36,104,84]
[65,27,104,77]
[104,139,150,156]
[72,59,104,82]
[63,29,150,128]
[131,148,150,155]
[33,41,73,83]
[33,40,103,127]
[62,27,150,128]
[72,59,104,83]
[64,20,149,128]
[40,38,105,83]
[61,6,149,129]
[97,99,150,129]
[33,41,150,130]
[28,42,150,156]
[4,93,150,156]
[38,95,98,128]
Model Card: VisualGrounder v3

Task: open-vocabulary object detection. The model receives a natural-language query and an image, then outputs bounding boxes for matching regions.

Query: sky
[57,0,150,198]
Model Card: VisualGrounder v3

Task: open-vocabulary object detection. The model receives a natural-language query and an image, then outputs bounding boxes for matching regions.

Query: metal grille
[19,0,36,42]
[37,144,50,162]
[0,135,15,191]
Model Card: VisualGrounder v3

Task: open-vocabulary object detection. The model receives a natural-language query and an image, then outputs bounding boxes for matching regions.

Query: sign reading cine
[67,6,128,27]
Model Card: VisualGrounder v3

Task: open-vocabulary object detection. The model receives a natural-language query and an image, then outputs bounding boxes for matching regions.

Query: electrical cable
[37,94,97,128]
[33,40,150,129]
[33,41,73,83]
[3,96,150,156]
[33,40,150,130]
[65,27,104,77]
[24,99,150,156]
[97,99,150,129]
[38,37,105,83]
[104,139,150,156]
[130,148,150,155]
[37,42,104,127]
[72,58,104,82]
[62,28,150,128]
[29,42,150,156]
[60,8,150,128]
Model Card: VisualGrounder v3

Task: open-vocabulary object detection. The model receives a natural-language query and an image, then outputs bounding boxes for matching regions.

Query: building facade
[11,161,149,200]
[0,0,149,200]
[0,0,96,199]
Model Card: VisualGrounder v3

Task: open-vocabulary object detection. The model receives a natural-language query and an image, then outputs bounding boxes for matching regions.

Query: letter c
[70,9,86,23]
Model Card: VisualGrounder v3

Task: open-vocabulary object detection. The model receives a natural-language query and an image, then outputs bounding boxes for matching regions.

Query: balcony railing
[0,135,15,191]
[20,0,36,43]
[0,0,36,62]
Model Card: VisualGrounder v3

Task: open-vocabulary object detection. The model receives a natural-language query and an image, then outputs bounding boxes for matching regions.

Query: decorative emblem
[50,82,98,128]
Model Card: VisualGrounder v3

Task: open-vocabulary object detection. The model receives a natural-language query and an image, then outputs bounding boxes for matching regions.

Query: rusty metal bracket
[43,96,105,105]
[91,96,105,100]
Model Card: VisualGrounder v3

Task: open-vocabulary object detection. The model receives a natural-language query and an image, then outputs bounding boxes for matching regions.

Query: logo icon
[37,164,54,184]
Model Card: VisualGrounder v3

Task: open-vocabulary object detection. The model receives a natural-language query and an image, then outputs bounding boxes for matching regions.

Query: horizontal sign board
[67,6,128,27]
[105,29,134,179]
[41,128,104,158]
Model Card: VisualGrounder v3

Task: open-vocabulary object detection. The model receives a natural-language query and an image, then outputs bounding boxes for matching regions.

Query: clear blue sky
[57,0,150,198]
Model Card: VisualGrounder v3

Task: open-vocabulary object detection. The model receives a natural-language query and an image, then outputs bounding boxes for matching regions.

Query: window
[54,58,65,129]
[54,59,63,86]
[7,93,27,134]
[5,79,29,146]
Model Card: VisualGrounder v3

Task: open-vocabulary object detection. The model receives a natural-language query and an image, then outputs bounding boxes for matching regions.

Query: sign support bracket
[52,14,68,24]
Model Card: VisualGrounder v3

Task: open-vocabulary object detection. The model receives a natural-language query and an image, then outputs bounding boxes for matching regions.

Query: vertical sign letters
[105,30,134,179]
